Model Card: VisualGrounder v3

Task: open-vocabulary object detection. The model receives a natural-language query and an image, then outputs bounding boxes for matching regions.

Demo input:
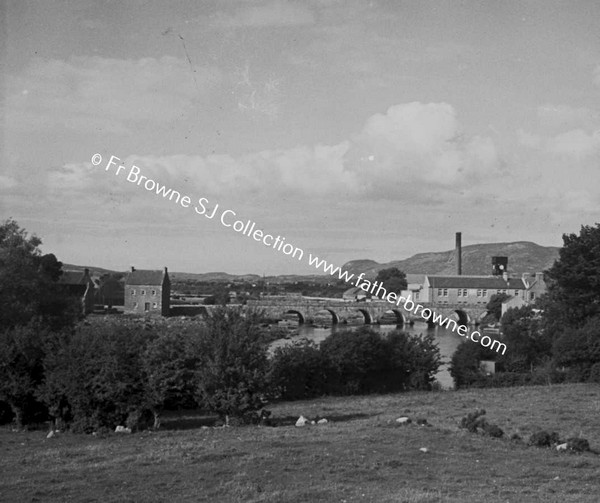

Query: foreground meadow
[1,383,599,503]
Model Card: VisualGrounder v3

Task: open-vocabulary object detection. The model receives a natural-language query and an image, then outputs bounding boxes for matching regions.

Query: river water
[270,321,463,389]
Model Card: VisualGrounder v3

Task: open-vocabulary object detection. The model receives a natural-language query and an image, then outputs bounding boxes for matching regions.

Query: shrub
[319,327,391,395]
[40,318,155,432]
[449,341,497,388]
[269,340,327,400]
[552,316,600,381]
[194,307,271,424]
[566,438,590,452]
[589,363,600,384]
[142,324,203,425]
[0,322,50,427]
[528,430,560,447]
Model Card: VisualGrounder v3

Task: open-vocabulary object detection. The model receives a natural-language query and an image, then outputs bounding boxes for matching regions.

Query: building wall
[430,286,525,305]
[125,284,164,315]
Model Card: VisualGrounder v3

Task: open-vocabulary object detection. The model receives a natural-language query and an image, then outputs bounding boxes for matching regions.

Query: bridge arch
[356,309,372,324]
[452,309,470,326]
[380,309,405,326]
[285,310,305,324]
[313,309,339,326]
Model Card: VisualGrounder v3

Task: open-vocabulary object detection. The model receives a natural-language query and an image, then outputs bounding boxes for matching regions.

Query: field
[1,383,599,502]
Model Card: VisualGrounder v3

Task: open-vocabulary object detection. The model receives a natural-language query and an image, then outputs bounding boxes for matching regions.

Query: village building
[124,266,170,316]
[58,268,96,314]
[421,273,528,305]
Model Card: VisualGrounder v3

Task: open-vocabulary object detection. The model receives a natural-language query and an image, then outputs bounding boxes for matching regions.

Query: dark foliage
[528,430,560,448]
[194,307,271,422]
[269,340,327,400]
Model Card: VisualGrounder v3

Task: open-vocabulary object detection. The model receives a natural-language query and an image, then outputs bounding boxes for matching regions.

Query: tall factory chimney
[455,232,462,275]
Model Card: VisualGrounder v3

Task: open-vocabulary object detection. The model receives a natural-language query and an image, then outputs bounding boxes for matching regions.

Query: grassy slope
[1,383,599,503]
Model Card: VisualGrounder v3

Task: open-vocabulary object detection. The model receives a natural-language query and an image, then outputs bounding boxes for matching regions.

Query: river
[270,321,464,389]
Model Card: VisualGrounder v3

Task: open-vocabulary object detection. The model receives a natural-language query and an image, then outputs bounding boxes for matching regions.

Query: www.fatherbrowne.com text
[93,153,507,355]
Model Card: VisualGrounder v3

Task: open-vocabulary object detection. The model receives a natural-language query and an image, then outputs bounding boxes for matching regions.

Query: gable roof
[427,275,527,289]
[126,269,166,286]
[58,270,93,286]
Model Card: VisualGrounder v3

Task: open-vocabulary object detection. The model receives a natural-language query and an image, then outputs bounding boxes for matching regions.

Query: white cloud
[42,102,501,207]
[7,56,222,134]
[550,129,600,159]
[210,1,315,28]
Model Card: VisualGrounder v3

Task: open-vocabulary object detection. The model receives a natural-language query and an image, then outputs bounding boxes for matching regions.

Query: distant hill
[342,241,560,278]
[63,241,560,282]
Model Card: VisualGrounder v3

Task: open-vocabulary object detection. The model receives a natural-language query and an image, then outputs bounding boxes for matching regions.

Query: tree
[0,219,78,330]
[544,223,600,330]
[486,293,511,322]
[375,267,407,295]
[194,307,270,424]
[141,324,203,427]
[0,322,49,427]
[552,315,600,381]
[500,305,550,371]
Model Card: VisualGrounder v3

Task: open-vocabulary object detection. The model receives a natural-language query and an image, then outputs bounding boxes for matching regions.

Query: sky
[1,0,599,275]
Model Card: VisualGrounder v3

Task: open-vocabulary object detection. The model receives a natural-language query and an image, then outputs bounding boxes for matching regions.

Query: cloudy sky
[2,0,599,275]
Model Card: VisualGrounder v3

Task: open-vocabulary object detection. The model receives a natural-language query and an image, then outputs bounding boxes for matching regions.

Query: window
[415,291,420,300]
[443,288,448,297]
[437,288,443,296]
[152,290,157,296]
[457,289,462,297]
[130,289,136,295]
[514,290,519,296]
[529,292,536,301]
[144,302,150,312]
[141,289,146,296]
[463,289,468,296]
[153,302,158,308]
[482,289,487,297]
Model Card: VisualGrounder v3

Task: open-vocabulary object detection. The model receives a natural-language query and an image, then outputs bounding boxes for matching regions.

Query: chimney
[84,268,89,276]
[131,266,135,272]
[455,232,462,275]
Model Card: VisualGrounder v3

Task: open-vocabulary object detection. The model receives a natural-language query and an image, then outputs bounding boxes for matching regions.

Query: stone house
[124,266,170,316]
[58,268,96,314]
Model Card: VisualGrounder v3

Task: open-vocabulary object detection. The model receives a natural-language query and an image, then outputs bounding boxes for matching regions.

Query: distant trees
[375,267,407,295]
[270,327,441,399]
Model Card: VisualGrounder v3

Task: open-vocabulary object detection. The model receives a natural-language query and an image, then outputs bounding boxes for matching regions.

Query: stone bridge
[246,296,490,327]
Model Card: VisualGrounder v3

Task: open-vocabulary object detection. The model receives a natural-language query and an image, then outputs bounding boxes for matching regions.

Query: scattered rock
[416,418,430,427]
[556,443,568,451]
[396,417,411,425]
[419,447,428,453]
[295,415,308,427]
[46,430,54,439]
[311,421,316,425]
[115,425,132,434]
[317,418,328,425]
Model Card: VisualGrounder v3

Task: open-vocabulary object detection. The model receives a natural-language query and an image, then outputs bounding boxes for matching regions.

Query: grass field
[1,383,599,502]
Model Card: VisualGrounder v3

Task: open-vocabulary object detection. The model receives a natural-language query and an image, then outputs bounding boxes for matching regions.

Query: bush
[566,438,590,452]
[588,363,600,384]
[0,322,50,427]
[528,430,560,447]
[269,340,327,400]
[194,307,271,423]
[449,341,497,388]
[40,318,155,432]
[318,328,440,395]
[552,316,600,381]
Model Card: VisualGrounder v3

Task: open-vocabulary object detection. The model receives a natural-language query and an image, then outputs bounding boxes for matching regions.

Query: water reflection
[270,321,463,389]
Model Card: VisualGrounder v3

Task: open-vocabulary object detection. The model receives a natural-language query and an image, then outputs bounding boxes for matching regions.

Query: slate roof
[126,269,166,286]
[58,270,91,286]
[427,275,527,289]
